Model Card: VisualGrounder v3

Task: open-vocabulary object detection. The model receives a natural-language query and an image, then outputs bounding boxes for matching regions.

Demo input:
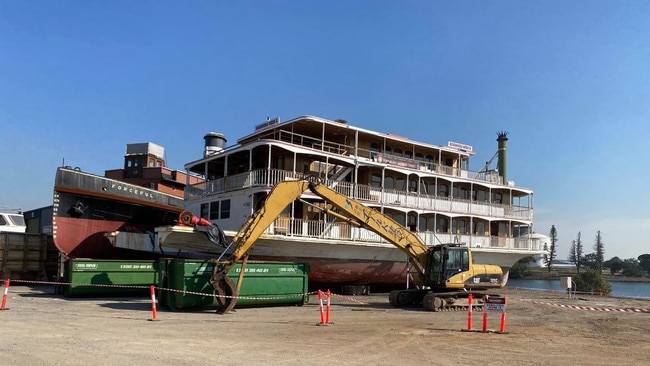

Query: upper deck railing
[249,129,507,185]
[185,168,533,221]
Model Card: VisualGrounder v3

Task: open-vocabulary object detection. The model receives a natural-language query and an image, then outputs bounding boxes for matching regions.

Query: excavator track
[389,289,484,312]
[422,292,483,312]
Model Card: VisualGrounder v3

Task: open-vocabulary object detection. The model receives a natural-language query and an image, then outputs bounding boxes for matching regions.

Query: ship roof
[237,115,476,157]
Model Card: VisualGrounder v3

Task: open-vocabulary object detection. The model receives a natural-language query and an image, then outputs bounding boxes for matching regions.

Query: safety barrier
[510,286,610,297]
[1,279,10,311]
[528,300,650,313]
[464,294,508,334]
[0,279,365,323]
[149,285,159,321]
[317,289,332,326]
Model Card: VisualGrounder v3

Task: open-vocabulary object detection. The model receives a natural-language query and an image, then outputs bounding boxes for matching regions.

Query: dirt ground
[0,285,648,366]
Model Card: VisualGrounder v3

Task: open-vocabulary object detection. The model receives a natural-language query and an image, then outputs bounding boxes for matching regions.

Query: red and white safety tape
[530,300,650,313]
[3,279,368,304]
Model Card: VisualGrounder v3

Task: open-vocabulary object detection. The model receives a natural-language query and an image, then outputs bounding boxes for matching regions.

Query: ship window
[419,182,427,195]
[209,201,220,220]
[393,148,403,157]
[425,154,435,169]
[0,216,6,226]
[493,192,502,204]
[476,190,487,202]
[370,143,380,160]
[395,177,405,190]
[419,216,427,231]
[437,217,449,233]
[498,222,509,237]
[220,199,231,219]
[424,182,435,196]
[208,199,231,220]
[370,174,381,187]
[475,222,485,235]
[405,150,413,160]
[454,187,469,200]
[394,213,405,227]
[407,213,417,231]
[408,179,417,192]
[273,155,284,170]
[453,219,467,234]
[385,176,394,189]
[438,184,449,197]
[200,203,209,219]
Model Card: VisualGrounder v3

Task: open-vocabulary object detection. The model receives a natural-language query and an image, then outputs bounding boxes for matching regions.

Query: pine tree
[575,231,583,274]
[545,225,558,272]
[594,230,605,272]
[569,240,577,266]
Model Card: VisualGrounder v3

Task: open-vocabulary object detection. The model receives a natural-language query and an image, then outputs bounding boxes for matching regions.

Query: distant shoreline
[517,274,650,283]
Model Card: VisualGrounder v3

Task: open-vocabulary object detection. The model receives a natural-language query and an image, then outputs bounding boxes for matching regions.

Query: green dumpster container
[158,259,309,311]
[63,259,159,297]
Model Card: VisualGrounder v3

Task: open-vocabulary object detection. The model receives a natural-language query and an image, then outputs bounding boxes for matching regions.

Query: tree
[545,225,558,272]
[638,254,650,276]
[569,240,577,267]
[604,257,623,275]
[573,269,612,295]
[582,253,599,270]
[510,255,536,279]
[593,230,605,272]
[621,258,644,278]
[574,232,584,273]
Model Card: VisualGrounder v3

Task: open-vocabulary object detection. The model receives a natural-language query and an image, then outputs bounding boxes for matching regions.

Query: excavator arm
[203,178,432,313]
[306,181,430,274]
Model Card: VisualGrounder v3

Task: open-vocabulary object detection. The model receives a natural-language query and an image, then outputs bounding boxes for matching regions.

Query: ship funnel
[496,131,509,184]
[204,132,227,157]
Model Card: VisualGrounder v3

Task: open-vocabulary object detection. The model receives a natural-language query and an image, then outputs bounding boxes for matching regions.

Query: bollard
[1,279,10,311]
[499,312,506,333]
[467,293,473,330]
[148,285,158,321]
[498,295,508,333]
[326,289,331,324]
[318,290,324,324]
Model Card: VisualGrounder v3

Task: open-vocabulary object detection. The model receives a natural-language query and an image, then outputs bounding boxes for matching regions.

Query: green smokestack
[496,131,509,184]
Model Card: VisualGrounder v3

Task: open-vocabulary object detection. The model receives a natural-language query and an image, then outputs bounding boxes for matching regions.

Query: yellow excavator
[180,178,504,313]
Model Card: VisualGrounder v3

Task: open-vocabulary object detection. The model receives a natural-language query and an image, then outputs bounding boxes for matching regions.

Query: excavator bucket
[210,270,238,314]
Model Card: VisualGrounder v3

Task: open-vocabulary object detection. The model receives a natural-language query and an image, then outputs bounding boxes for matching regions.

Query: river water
[506,279,650,299]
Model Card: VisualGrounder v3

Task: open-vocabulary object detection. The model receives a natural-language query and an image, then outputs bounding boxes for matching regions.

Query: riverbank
[517,268,650,282]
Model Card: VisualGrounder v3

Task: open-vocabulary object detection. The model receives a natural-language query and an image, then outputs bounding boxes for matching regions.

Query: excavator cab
[425,245,470,290]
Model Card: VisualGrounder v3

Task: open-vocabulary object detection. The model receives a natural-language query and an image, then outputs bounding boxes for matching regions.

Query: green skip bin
[158,259,309,311]
[63,259,159,297]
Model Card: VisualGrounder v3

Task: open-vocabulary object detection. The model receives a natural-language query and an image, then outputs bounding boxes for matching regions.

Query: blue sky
[1,1,648,260]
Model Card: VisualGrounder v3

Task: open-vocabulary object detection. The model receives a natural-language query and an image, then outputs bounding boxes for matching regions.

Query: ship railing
[185,169,308,199]
[255,129,350,155]
[270,218,541,251]
[257,128,508,186]
[365,185,532,221]
[186,168,532,220]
